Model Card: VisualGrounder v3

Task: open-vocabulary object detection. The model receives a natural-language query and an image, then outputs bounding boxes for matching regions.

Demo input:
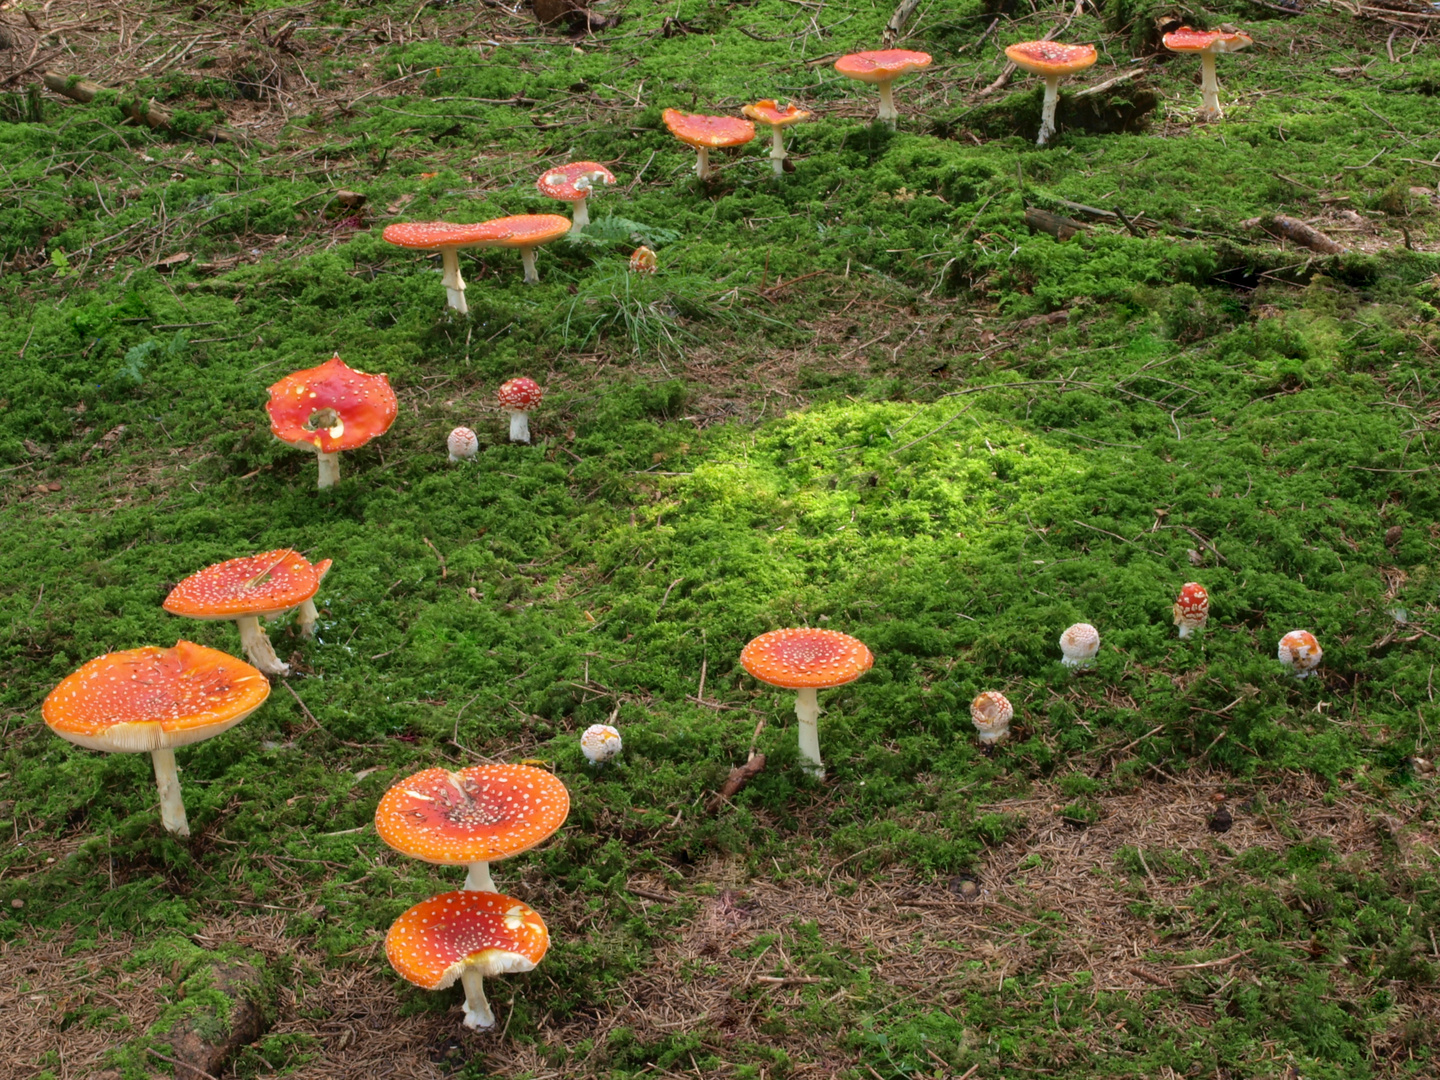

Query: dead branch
[40,71,248,145]
[1024,207,1088,241]
[881,0,923,46]
[705,754,767,814]
[1240,214,1346,254]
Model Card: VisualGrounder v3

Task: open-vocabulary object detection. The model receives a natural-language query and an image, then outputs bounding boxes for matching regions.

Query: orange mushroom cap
[266,355,397,455]
[1174,582,1210,622]
[163,550,329,621]
[834,49,932,83]
[374,764,570,867]
[740,628,874,690]
[1004,41,1098,77]
[497,377,543,411]
[1163,26,1252,54]
[536,162,616,202]
[741,100,813,127]
[662,109,756,149]
[382,221,504,250]
[43,641,270,753]
[472,214,572,249]
[386,890,549,990]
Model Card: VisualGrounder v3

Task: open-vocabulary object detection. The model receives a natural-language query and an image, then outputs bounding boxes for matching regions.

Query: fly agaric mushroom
[267,354,397,489]
[1173,582,1210,638]
[386,890,549,1031]
[741,100,813,175]
[383,221,501,315]
[629,246,658,274]
[497,377,543,444]
[1004,41,1097,146]
[43,641,269,837]
[740,628,874,779]
[536,162,616,231]
[662,109,755,181]
[581,723,622,764]
[1059,622,1100,668]
[374,763,570,893]
[1277,630,1322,679]
[833,50,932,127]
[448,426,479,463]
[163,549,333,676]
[473,213,571,285]
[1163,26,1253,121]
[970,691,1014,744]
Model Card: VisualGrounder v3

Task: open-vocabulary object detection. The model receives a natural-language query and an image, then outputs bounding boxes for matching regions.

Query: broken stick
[1024,207,1088,241]
[1240,214,1345,255]
[705,754,767,814]
[41,72,248,145]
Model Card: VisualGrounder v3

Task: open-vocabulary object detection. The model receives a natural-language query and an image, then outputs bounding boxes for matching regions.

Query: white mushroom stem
[315,450,341,490]
[571,196,590,231]
[459,968,496,1030]
[694,146,712,181]
[1037,74,1062,146]
[151,748,190,837]
[1199,52,1222,119]
[440,248,469,314]
[297,599,319,638]
[794,687,823,778]
[876,80,898,126]
[507,410,532,444]
[464,861,497,892]
[236,615,290,676]
[1178,623,1196,640]
[768,128,787,175]
[520,247,539,285]
[976,720,1010,744]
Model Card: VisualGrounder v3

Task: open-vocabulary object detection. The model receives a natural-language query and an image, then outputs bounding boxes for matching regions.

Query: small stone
[1385,525,1403,548]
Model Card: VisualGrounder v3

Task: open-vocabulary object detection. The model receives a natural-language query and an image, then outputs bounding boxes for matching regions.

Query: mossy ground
[2,0,1440,1076]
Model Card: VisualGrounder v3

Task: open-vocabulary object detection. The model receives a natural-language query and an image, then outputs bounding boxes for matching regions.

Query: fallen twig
[41,71,248,145]
[1240,214,1345,254]
[705,753,767,813]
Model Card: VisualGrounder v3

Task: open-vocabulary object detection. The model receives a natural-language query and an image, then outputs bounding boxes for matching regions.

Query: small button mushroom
[1003,41,1097,146]
[497,378,543,444]
[629,246,658,274]
[1059,622,1100,668]
[581,723,622,764]
[1162,26,1253,121]
[662,109,755,181]
[1277,630,1322,679]
[970,692,1014,744]
[448,426,479,463]
[1173,582,1210,638]
[833,50,932,128]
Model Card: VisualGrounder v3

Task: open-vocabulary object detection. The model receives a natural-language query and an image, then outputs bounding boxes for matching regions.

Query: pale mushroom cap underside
[741,628,874,689]
[164,549,326,620]
[385,890,549,989]
[1004,41,1098,77]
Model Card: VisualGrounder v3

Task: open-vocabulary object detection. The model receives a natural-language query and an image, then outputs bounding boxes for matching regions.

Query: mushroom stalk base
[151,747,190,837]
[794,687,823,779]
[1177,623,1196,640]
[521,247,539,285]
[315,451,341,489]
[508,411,532,444]
[1198,53,1222,120]
[769,128,787,175]
[1037,76,1061,146]
[237,615,290,676]
[876,80,898,127]
[976,724,1010,745]
[459,968,495,1029]
[441,248,469,314]
[464,861,497,892]
[694,146,712,181]
[571,198,590,231]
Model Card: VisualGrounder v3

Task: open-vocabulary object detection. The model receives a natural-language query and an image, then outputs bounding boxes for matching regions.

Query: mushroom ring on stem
[662,109,755,181]
[163,549,333,676]
[42,641,269,837]
[386,890,549,1031]
[1004,41,1097,146]
[1162,26,1252,121]
[1277,630,1322,679]
[496,377,544,444]
[1173,582,1210,639]
[833,50,932,127]
[536,161,616,231]
[1059,622,1100,668]
[383,221,508,315]
[267,354,397,489]
[970,691,1014,744]
[374,763,570,892]
[740,628,874,779]
[741,100,813,175]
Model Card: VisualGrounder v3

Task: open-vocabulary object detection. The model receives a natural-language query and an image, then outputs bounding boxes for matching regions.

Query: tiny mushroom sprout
[629,246,658,274]
[474,213,572,285]
[1003,40,1097,146]
[970,691,1014,744]
[448,426,479,463]
[267,354,397,489]
[833,50,932,128]
[386,890,549,1031]
[497,377,543,444]
[740,628,874,779]
[1163,26,1253,121]
[741,100,813,175]
[536,161,616,231]
[662,109,755,181]
[581,723,623,765]
[163,549,333,676]
[1278,630,1323,679]
[1173,582,1210,639]
[43,641,269,837]
[382,221,500,314]
[374,763,570,893]
[1059,622,1101,669]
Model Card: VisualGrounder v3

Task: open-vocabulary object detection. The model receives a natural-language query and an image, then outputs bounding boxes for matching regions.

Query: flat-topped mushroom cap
[267,355,398,455]
[741,628,874,690]
[741,100,813,127]
[1004,41,1098,77]
[43,641,270,753]
[1174,582,1210,620]
[386,890,549,990]
[536,162,616,202]
[497,377,543,411]
[970,691,1014,729]
[164,549,327,621]
[834,49,933,83]
[662,109,756,149]
[382,221,503,250]
[472,214,572,249]
[1163,26,1253,53]
[375,764,570,866]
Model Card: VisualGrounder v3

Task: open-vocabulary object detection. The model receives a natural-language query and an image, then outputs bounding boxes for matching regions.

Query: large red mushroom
[382,221,501,315]
[1004,41,1097,146]
[266,355,397,489]
[662,109,755,181]
[834,50,932,127]
[1163,26,1253,121]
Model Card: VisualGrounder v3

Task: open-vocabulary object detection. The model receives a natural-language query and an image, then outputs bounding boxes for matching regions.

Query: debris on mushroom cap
[382,221,502,250]
[374,764,570,866]
[385,890,549,990]
[1277,630,1323,675]
[1173,582,1210,635]
[741,628,874,690]
[164,550,327,620]
[43,641,270,753]
[1003,40,1098,76]
[970,692,1014,742]
[741,100,813,126]
[833,49,933,82]
[536,161,616,201]
[267,355,398,455]
[661,109,756,149]
[1059,622,1100,667]
[497,377,543,411]
[471,214,572,249]
[581,724,623,764]
[629,246,658,274]
[1162,26,1253,53]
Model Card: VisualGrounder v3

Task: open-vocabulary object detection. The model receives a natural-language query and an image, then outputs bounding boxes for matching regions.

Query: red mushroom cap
[374,764,570,867]
[1174,582,1210,621]
[163,549,327,621]
[266,355,397,455]
[833,49,932,83]
[472,214,572,249]
[536,162,617,202]
[740,628,874,690]
[629,246,658,274]
[1003,41,1098,77]
[382,221,503,250]
[42,641,270,753]
[1163,26,1253,54]
[497,377,543,411]
[385,890,549,990]
[741,100,813,127]
[662,109,756,149]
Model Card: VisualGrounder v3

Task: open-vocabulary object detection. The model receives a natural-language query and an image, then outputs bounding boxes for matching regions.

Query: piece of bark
[41,72,247,144]
[1024,207,1088,241]
[705,754,766,813]
[881,0,923,46]
[152,960,269,1079]
[1240,214,1345,255]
